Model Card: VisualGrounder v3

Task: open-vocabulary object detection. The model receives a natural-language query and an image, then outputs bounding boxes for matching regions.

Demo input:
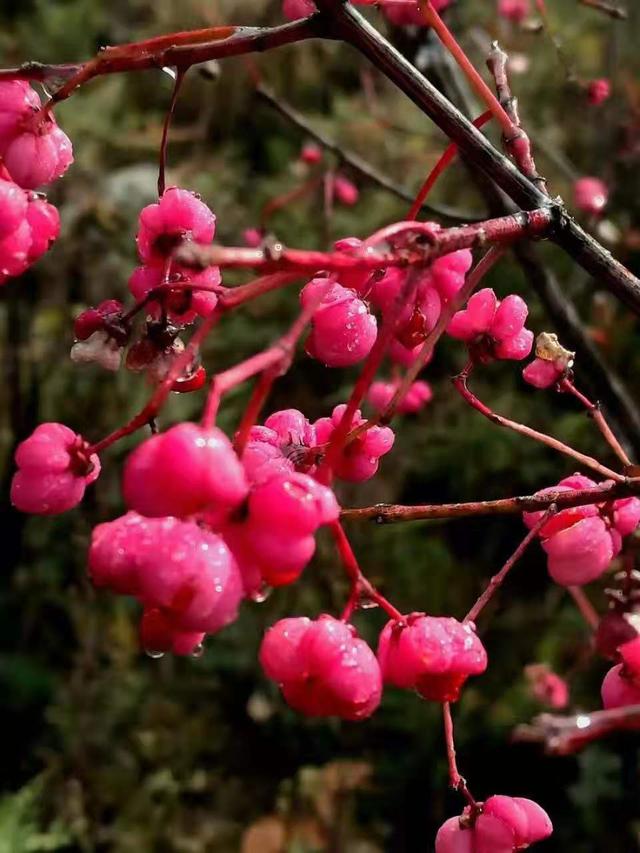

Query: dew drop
[250,583,273,604]
[191,643,205,659]
[145,648,165,660]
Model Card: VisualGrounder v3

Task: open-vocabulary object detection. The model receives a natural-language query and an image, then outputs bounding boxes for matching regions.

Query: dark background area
[1,0,639,849]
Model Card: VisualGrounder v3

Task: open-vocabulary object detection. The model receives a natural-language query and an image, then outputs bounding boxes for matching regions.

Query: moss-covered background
[1,1,640,850]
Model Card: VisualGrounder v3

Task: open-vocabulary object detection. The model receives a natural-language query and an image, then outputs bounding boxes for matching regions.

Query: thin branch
[177,207,554,273]
[255,82,480,223]
[453,368,625,482]
[578,0,627,20]
[340,478,640,523]
[465,505,556,623]
[560,378,633,467]
[513,704,640,755]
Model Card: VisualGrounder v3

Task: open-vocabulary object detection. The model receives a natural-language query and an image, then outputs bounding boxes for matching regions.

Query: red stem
[442,702,478,810]
[560,378,632,467]
[453,367,625,482]
[330,521,404,622]
[567,586,600,630]
[407,111,493,221]
[464,504,557,623]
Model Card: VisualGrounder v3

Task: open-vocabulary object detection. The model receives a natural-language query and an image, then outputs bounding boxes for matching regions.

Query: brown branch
[578,0,628,19]
[314,0,640,316]
[339,478,640,523]
[513,705,640,755]
[255,82,481,224]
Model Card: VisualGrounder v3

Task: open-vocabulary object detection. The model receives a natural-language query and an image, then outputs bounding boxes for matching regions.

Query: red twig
[453,366,625,482]
[567,586,600,630]
[442,702,478,810]
[330,520,404,621]
[560,378,633,468]
[177,208,554,274]
[407,111,493,221]
[465,505,557,623]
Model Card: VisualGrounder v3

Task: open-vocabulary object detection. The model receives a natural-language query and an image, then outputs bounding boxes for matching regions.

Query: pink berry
[242,409,317,484]
[368,379,432,415]
[435,817,474,853]
[11,422,100,515]
[88,511,149,596]
[619,636,640,678]
[447,288,533,362]
[301,279,377,368]
[497,0,530,23]
[225,472,338,587]
[26,197,60,262]
[522,357,564,389]
[136,187,216,265]
[574,177,608,216]
[137,518,242,633]
[313,404,395,482]
[526,664,569,709]
[123,422,248,525]
[300,142,323,164]
[140,608,204,657]
[523,473,632,586]
[3,123,73,189]
[428,249,472,303]
[587,78,611,106]
[601,664,640,718]
[0,219,31,278]
[0,81,40,143]
[333,175,359,206]
[260,615,382,720]
[378,614,487,702]
[387,338,426,367]
[613,497,640,537]
[74,299,124,341]
[242,227,263,248]
[0,177,27,238]
[128,264,219,324]
[282,0,316,18]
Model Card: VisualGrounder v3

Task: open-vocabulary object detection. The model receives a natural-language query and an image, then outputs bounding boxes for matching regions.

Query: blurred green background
[1,0,640,850]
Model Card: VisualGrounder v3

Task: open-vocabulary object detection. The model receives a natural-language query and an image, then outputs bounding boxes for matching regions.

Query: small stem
[560,378,632,467]
[201,285,322,429]
[87,311,219,455]
[567,586,600,630]
[442,702,477,810]
[351,245,505,441]
[453,368,625,482]
[418,1,516,138]
[330,520,404,622]
[407,110,493,221]
[578,0,628,18]
[465,505,557,623]
[158,68,186,196]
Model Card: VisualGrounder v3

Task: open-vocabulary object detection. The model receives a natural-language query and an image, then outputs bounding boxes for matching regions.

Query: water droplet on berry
[191,643,205,659]
[250,583,273,604]
[145,648,165,659]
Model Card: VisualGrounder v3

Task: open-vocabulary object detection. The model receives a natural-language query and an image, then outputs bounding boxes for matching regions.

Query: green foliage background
[1,0,640,850]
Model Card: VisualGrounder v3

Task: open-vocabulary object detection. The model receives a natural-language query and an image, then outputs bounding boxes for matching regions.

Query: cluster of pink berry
[0,81,70,282]
[437,795,552,852]
[260,612,487,720]
[72,187,220,387]
[523,473,640,586]
[447,287,534,363]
